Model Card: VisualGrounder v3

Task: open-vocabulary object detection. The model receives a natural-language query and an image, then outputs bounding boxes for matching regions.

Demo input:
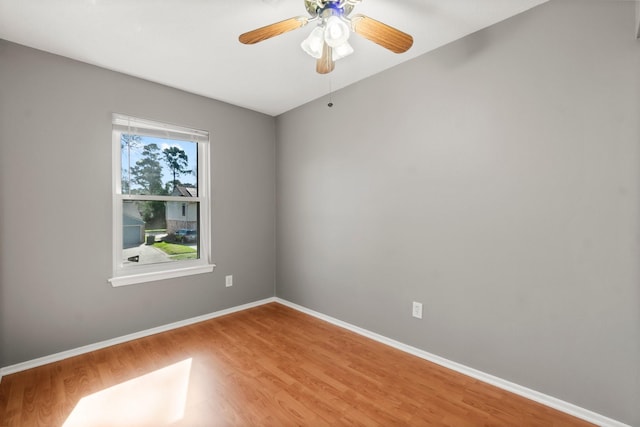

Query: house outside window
[110,114,214,286]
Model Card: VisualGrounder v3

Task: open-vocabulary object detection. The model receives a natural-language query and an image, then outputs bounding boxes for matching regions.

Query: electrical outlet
[412,301,423,319]
[225,275,233,287]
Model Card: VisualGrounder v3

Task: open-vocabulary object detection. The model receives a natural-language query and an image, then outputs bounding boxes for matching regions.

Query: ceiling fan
[239,0,414,74]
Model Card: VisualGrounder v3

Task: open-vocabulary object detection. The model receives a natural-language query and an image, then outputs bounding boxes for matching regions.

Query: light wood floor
[0,302,593,426]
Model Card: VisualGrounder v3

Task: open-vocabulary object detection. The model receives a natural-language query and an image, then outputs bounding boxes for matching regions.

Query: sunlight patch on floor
[63,358,192,427]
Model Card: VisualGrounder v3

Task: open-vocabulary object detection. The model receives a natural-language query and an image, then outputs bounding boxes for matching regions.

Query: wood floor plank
[0,303,594,426]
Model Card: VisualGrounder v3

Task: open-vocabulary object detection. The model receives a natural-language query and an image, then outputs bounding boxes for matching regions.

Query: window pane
[121,135,198,196]
[122,200,199,266]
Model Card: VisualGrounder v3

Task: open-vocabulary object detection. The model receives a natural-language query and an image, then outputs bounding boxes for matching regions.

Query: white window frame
[109,114,215,287]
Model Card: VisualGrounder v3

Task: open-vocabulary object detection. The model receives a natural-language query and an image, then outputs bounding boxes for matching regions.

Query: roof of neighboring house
[123,215,145,226]
[123,202,145,226]
[172,185,197,197]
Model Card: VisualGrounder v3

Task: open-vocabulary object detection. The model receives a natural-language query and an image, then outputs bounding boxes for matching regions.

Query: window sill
[109,264,215,287]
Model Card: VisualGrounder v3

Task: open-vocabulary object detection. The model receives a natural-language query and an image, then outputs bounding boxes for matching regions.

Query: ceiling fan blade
[316,42,335,74]
[239,16,309,44]
[350,14,413,54]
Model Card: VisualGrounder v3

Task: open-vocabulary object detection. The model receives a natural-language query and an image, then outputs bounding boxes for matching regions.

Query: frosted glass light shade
[324,16,350,48]
[301,26,325,59]
[332,41,353,60]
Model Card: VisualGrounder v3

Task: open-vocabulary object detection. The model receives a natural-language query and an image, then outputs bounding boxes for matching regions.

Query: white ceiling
[0,0,547,116]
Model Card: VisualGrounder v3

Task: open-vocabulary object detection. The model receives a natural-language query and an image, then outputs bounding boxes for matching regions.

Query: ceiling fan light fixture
[324,15,350,48]
[240,0,413,75]
[301,26,325,59]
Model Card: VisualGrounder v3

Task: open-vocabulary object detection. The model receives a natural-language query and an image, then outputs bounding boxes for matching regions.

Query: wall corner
[636,1,640,38]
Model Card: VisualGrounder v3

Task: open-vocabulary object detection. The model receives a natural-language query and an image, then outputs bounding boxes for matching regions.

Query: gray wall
[0,40,276,367]
[276,0,640,424]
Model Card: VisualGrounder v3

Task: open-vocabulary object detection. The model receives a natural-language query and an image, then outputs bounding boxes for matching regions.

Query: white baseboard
[274,298,630,427]
[0,297,277,381]
[0,296,630,427]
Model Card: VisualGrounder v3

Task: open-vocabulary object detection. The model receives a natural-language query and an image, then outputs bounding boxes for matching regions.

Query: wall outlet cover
[412,301,423,319]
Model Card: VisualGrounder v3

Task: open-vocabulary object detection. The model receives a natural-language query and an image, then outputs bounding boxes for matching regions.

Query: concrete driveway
[122,242,170,265]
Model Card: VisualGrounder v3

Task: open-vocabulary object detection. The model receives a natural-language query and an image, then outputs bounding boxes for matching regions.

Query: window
[109,114,214,287]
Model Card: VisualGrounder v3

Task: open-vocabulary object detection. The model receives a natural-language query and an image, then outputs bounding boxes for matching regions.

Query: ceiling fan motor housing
[305,0,356,19]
